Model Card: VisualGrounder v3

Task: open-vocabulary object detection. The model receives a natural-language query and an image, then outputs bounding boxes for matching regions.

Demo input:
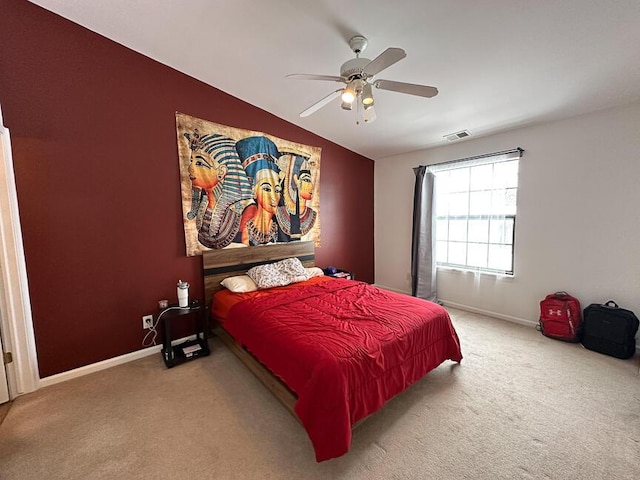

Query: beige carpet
[0,401,10,426]
[0,308,638,480]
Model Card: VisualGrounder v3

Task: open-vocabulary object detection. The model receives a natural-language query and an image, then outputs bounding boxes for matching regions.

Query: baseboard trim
[38,334,198,389]
[373,283,408,294]
[373,284,537,329]
[39,345,162,388]
[439,299,537,328]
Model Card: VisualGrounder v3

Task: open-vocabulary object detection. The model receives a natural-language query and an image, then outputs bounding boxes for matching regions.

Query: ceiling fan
[286,35,438,124]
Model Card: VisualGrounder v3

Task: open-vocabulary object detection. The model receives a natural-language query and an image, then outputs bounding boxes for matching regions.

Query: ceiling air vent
[444,130,472,142]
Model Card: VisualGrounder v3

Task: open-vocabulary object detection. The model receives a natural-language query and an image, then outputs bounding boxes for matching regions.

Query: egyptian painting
[176,112,321,256]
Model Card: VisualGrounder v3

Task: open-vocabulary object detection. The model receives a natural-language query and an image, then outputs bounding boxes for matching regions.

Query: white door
[0,314,9,403]
[0,116,11,403]
[0,104,40,401]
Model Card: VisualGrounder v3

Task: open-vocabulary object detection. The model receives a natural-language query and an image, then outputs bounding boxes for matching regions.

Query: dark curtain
[411,166,437,301]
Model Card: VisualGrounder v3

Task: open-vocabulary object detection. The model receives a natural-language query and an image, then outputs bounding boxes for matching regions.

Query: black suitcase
[582,301,639,359]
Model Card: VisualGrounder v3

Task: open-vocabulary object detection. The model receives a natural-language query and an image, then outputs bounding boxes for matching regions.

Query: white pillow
[247,257,308,289]
[305,267,324,278]
[220,275,258,293]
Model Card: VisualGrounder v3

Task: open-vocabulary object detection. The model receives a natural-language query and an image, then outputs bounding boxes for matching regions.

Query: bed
[203,242,462,462]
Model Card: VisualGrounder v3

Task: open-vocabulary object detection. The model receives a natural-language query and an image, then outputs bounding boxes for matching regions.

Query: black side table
[160,300,210,368]
[324,268,354,280]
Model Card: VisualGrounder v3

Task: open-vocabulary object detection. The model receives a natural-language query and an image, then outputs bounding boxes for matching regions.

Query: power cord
[142,306,186,348]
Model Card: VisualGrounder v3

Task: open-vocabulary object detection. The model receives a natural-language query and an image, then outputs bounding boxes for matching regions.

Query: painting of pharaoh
[177,112,321,255]
[235,136,283,246]
[276,153,318,242]
[183,130,253,249]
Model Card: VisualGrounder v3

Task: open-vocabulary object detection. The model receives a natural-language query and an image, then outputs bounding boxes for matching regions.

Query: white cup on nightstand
[177,280,189,308]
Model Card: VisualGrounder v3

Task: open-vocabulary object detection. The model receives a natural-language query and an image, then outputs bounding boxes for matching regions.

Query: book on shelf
[333,272,351,278]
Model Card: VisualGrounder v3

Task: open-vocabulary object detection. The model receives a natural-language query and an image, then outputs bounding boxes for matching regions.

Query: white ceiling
[29,0,640,161]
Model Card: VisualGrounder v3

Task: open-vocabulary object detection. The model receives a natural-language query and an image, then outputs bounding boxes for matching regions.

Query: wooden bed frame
[202,241,316,423]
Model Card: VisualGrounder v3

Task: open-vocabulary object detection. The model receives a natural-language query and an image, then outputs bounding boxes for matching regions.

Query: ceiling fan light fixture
[361,82,374,106]
[363,104,376,123]
[341,81,357,103]
[341,100,353,111]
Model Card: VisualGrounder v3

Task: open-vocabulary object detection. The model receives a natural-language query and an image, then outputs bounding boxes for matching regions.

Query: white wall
[375,101,640,324]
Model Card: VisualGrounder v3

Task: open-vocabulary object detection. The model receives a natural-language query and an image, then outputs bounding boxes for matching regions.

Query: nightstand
[160,300,210,368]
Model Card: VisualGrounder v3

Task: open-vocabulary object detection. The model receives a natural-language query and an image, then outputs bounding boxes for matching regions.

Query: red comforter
[222,278,462,462]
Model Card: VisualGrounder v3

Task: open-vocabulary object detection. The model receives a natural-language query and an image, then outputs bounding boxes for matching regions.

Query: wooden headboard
[202,241,315,305]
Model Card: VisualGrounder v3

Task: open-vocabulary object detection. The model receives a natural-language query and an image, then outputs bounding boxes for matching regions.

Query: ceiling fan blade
[286,74,345,83]
[299,89,343,117]
[362,48,406,77]
[374,79,439,98]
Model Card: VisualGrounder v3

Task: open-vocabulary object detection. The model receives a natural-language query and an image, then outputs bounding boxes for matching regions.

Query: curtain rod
[422,147,524,169]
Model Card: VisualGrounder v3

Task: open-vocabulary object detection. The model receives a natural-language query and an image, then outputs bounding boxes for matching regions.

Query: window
[429,150,521,275]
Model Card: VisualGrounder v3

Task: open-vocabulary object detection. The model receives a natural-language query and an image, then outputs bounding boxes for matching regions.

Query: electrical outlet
[142,314,153,330]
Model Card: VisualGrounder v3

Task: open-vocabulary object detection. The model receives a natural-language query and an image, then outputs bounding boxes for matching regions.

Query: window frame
[427,148,522,276]
[436,214,516,275]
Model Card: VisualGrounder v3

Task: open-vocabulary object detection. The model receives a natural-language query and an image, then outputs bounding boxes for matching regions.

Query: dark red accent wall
[0,1,374,378]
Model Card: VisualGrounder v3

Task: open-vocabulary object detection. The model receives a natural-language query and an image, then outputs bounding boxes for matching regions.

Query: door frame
[0,105,40,399]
